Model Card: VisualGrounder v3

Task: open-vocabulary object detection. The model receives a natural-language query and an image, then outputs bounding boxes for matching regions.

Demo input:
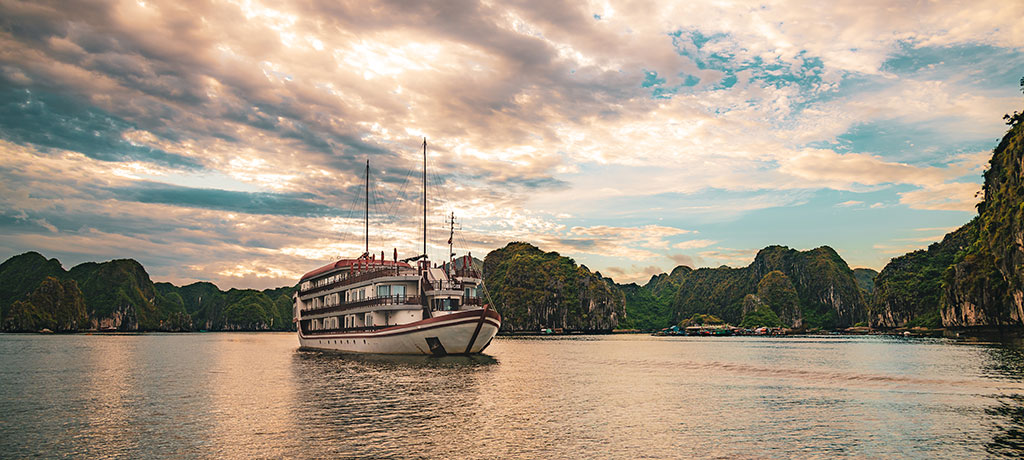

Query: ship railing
[425,280,460,291]
[423,280,484,294]
[453,267,481,278]
[301,324,388,335]
[301,294,422,317]
[299,267,411,297]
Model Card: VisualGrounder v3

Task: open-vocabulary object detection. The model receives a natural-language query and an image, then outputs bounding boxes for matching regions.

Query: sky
[1,0,1023,289]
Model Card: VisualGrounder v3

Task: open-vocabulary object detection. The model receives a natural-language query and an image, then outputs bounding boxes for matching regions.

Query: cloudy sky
[1,0,1022,289]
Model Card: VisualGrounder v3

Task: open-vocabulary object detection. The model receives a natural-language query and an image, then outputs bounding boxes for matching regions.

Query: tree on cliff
[3,277,87,332]
[756,270,802,328]
[0,252,299,332]
[483,242,625,332]
[666,245,865,329]
[874,84,1024,328]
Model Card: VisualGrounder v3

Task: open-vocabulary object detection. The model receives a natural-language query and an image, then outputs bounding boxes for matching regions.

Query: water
[1,333,1023,459]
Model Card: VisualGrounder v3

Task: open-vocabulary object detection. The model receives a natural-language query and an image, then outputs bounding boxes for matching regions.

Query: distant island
[0,254,296,333]
[3,110,1022,335]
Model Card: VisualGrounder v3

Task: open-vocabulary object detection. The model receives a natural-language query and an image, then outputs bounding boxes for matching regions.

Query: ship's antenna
[365,158,369,257]
[448,211,455,278]
[422,137,427,259]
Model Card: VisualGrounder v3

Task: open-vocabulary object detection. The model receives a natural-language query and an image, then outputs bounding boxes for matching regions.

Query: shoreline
[4,326,1023,344]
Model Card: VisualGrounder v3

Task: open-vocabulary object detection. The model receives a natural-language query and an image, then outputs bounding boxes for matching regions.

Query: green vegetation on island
[0,251,296,332]
[853,268,878,294]
[617,266,690,330]
[869,220,977,328]
[483,242,626,332]
[4,276,88,332]
[617,245,867,331]
[871,93,1024,329]
[739,305,782,329]
[622,245,866,331]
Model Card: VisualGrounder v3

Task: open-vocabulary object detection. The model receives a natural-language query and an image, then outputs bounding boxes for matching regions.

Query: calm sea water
[1,333,1023,459]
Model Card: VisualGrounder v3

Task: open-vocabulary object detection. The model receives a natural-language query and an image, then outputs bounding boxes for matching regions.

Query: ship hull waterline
[298,308,501,356]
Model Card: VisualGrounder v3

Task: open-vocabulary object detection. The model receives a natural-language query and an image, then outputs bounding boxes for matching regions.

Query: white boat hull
[298,308,500,355]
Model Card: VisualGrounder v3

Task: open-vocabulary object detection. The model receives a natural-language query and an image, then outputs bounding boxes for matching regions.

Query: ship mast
[448,211,455,278]
[365,159,369,256]
[422,138,427,259]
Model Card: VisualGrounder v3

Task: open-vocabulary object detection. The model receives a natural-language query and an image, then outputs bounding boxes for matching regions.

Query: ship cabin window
[392,285,405,297]
[365,313,373,327]
[433,298,460,311]
[464,287,477,298]
[377,285,390,298]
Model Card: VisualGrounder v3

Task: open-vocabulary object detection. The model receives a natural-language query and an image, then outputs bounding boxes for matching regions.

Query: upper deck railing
[300,294,423,317]
[299,267,412,297]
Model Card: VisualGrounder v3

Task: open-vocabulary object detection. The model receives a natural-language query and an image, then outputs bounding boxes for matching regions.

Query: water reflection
[289,350,498,458]
[78,335,142,457]
[981,344,1024,457]
[2,333,1024,458]
[988,394,1024,456]
[295,349,499,369]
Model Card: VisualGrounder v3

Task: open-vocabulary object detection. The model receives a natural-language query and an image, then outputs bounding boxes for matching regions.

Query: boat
[292,139,501,355]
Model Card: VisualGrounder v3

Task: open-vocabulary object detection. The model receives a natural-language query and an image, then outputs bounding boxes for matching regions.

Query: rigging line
[380,164,416,224]
[426,152,452,216]
[370,165,391,252]
[372,173,390,251]
[425,152,474,257]
[427,153,472,254]
[333,186,361,260]
[427,160,453,257]
[375,166,403,226]
[334,162,372,260]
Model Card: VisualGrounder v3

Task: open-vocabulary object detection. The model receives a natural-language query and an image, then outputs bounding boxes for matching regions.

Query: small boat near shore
[293,139,500,355]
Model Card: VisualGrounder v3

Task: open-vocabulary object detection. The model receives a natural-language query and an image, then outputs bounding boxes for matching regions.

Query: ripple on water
[0,333,1023,458]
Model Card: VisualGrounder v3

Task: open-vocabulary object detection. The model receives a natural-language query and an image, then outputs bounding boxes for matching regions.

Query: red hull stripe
[299,309,502,340]
[300,318,501,340]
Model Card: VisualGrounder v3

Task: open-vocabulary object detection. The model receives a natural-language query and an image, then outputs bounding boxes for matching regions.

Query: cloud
[672,239,717,250]
[836,200,863,207]
[0,88,202,169]
[601,264,666,284]
[778,149,949,189]
[898,182,982,212]
[108,182,339,217]
[698,248,759,267]
[0,0,1018,288]
[666,253,703,268]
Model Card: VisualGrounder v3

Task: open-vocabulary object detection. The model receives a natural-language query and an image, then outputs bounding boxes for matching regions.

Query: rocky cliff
[0,252,296,332]
[483,242,626,332]
[670,245,866,329]
[3,276,88,332]
[752,270,802,328]
[854,268,878,295]
[870,221,977,328]
[0,252,65,321]
[617,265,691,330]
[69,259,162,330]
[871,115,1024,329]
[943,117,1024,327]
